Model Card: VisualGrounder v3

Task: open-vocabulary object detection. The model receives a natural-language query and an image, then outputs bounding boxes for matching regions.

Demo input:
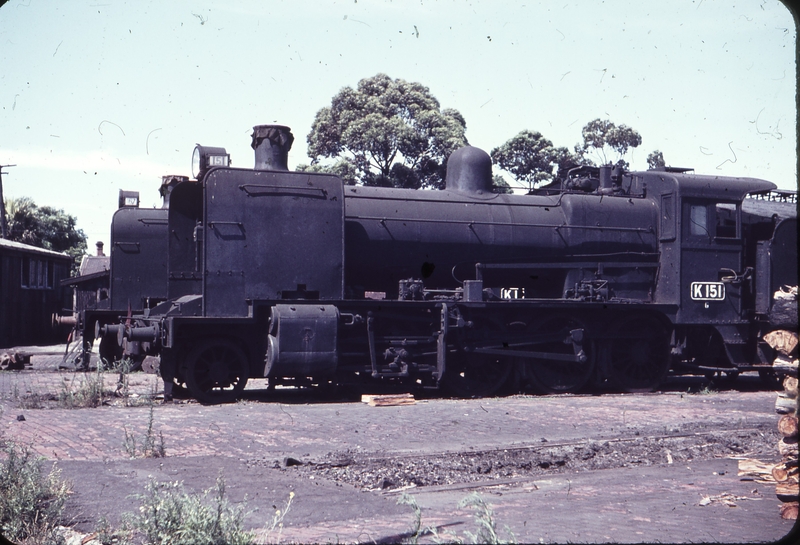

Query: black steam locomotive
[76,125,795,402]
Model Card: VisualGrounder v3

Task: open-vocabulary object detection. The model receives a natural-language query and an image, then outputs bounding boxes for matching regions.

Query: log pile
[765,287,799,520]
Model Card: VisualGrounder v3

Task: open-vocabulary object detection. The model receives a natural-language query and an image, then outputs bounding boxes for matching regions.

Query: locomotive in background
[65,124,796,402]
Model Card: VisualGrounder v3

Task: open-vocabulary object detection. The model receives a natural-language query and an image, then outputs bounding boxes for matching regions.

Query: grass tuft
[58,368,108,408]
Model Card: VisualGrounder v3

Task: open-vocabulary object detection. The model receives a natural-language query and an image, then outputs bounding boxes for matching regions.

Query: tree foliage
[647,150,666,169]
[296,158,359,186]
[5,197,87,274]
[491,130,582,190]
[306,73,468,189]
[491,175,514,194]
[492,119,651,189]
[578,118,642,169]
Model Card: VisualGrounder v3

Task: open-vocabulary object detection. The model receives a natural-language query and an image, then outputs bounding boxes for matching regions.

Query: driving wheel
[609,314,671,392]
[184,339,249,403]
[525,315,594,394]
[442,352,512,398]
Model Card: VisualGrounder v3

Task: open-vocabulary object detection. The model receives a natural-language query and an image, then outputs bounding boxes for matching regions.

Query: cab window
[689,205,708,236]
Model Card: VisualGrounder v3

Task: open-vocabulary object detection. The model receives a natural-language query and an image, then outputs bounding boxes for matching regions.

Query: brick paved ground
[0,359,797,543]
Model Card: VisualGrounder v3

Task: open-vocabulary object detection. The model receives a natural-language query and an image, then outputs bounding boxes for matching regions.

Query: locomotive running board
[473,347,583,362]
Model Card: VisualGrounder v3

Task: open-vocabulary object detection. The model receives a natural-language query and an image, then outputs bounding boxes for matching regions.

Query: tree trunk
[776,482,799,502]
[778,414,799,438]
[785,376,799,399]
[763,330,799,356]
[780,501,799,520]
[775,394,798,415]
[772,461,799,482]
[778,437,799,458]
[773,356,799,378]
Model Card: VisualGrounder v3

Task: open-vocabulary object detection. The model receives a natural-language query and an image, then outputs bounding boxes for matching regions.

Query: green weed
[398,492,516,545]
[58,368,108,408]
[111,358,133,403]
[0,442,71,544]
[122,475,253,545]
[259,491,295,544]
[9,381,48,410]
[123,405,166,459]
[397,493,424,544]
[458,493,516,544]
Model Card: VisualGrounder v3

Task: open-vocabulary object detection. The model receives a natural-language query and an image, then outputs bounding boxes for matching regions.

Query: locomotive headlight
[191,145,230,179]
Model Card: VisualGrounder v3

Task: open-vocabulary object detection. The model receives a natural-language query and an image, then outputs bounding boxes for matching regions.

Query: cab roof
[646,171,777,201]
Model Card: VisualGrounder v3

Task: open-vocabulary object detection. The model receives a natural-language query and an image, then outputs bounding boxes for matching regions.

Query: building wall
[0,246,71,348]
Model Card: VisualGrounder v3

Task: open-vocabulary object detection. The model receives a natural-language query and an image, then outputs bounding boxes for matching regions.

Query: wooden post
[0,164,15,239]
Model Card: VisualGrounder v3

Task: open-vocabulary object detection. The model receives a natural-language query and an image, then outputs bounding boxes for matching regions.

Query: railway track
[266,418,780,492]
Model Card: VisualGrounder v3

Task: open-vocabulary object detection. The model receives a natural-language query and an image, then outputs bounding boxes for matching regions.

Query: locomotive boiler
[61,178,181,368]
[103,124,796,403]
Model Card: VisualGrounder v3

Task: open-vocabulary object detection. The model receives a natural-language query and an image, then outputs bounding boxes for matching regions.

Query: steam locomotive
[70,124,796,403]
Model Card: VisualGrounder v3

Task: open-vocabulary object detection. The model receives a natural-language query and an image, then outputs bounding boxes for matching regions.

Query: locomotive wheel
[525,316,594,394]
[609,315,670,393]
[443,353,512,398]
[184,339,249,403]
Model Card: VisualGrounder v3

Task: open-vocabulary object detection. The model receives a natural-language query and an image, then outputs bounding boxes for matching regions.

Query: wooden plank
[361,393,416,407]
[737,458,776,482]
[362,393,414,403]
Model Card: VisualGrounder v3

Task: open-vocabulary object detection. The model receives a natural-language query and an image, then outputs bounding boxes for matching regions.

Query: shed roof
[0,237,72,260]
[79,255,110,276]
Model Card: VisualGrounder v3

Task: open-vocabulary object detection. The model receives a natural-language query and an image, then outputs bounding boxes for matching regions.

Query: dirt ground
[0,355,798,544]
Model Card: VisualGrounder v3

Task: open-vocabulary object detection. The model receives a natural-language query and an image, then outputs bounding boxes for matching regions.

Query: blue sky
[0,0,796,248]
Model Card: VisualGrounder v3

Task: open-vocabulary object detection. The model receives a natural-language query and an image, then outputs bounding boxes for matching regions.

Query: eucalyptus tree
[306,73,468,189]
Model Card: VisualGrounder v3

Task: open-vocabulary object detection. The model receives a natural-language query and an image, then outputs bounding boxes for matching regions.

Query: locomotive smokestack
[445,146,493,194]
[599,165,612,190]
[251,124,294,171]
[159,175,188,209]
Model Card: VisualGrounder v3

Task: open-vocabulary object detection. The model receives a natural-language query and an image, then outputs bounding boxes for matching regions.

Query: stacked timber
[361,393,416,407]
[765,287,799,521]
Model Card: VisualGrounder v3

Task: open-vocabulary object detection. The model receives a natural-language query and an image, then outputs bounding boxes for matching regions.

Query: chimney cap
[251,124,294,150]
[252,124,294,171]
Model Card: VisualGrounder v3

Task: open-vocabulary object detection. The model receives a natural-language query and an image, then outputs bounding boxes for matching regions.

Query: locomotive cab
[651,172,790,371]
